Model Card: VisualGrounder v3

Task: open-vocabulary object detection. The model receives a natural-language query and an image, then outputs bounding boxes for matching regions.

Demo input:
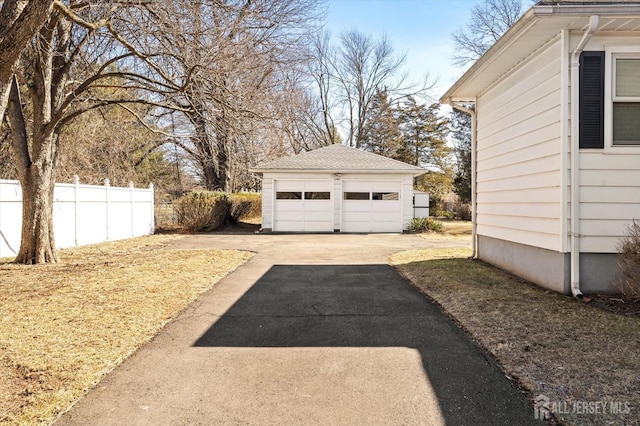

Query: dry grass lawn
[390,247,640,426]
[421,219,473,240]
[0,236,252,425]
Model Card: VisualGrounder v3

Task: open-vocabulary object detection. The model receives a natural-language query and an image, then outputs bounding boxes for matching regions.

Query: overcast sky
[325,0,482,99]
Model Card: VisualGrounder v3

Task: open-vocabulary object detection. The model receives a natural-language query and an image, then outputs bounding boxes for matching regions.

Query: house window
[613,58,640,145]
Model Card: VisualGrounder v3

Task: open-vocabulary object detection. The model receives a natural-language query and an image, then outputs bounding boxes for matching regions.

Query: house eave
[440,3,640,104]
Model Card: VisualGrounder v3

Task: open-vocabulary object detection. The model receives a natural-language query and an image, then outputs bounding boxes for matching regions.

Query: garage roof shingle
[251,144,424,173]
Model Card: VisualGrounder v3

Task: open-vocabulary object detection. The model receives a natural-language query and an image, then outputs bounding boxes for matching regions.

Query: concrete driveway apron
[57,234,542,425]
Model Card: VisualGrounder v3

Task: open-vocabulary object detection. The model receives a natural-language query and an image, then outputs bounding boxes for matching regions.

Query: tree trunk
[215,135,229,192]
[0,0,55,121]
[7,75,60,264]
[15,157,59,264]
[201,159,219,191]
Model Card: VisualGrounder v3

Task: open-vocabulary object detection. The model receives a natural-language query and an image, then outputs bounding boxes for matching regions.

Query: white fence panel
[0,181,22,257]
[0,177,154,258]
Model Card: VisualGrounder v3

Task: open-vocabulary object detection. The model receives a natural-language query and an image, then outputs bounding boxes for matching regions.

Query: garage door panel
[371,182,401,192]
[303,201,332,212]
[342,181,370,192]
[274,180,333,232]
[371,201,401,212]
[342,201,370,212]
[341,180,402,233]
[371,211,400,221]
[341,221,371,233]
[275,210,306,221]
[275,220,304,232]
[342,210,370,221]
[304,181,331,191]
[305,210,332,221]
[275,180,303,191]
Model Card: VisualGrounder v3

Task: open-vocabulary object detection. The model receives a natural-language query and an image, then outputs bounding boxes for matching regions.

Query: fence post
[149,183,154,234]
[73,175,80,246]
[129,181,135,238]
[104,178,110,241]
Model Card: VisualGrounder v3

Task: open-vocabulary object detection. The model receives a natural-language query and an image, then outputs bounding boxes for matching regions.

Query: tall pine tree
[396,98,450,170]
[360,88,401,157]
[451,109,472,204]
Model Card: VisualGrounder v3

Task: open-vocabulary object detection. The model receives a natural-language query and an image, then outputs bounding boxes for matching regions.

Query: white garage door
[274,180,333,232]
[342,181,402,233]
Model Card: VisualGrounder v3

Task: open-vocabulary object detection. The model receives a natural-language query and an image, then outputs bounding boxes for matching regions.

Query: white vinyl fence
[0,177,154,258]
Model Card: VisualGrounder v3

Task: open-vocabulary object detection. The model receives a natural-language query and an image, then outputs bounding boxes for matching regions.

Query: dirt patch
[589,295,640,317]
[390,248,640,426]
[0,235,252,425]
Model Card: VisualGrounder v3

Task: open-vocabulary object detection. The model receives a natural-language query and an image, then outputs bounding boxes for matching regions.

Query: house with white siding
[441,0,640,295]
[250,144,424,233]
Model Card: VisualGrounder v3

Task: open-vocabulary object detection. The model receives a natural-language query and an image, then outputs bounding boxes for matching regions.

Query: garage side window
[305,192,331,200]
[276,192,302,200]
[372,192,399,201]
[344,192,370,200]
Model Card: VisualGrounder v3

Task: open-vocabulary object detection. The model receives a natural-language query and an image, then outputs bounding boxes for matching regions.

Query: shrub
[173,191,231,232]
[407,217,443,233]
[452,202,472,221]
[616,220,640,299]
[228,192,262,223]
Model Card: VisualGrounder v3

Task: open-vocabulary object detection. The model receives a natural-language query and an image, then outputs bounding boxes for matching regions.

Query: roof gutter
[446,101,477,259]
[535,4,640,16]
[569,14,599,299]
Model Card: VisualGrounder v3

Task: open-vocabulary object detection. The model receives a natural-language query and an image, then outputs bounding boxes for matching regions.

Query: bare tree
[147,0,325,191]
[308,29,431,150]
[4,1,186,264]
[307,30,340,148]
[451,0,529,67]
[0,1,55,121]
[335,30,408,148]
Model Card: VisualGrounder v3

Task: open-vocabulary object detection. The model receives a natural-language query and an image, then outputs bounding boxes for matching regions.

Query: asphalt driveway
[57,234,541,425]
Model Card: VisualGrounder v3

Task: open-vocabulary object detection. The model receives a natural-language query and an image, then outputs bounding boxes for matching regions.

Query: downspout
[450,101,477,258]
[569,15,599,299]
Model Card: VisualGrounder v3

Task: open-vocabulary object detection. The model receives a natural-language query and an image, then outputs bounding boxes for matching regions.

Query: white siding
[333,178,342,231]
[573,35,640,253]
[578,152,640,252]
[261,177,273,229]
[402,178,414,228]
[475,38,563,251]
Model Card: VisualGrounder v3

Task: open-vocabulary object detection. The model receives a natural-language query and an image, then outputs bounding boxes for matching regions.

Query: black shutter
[579,51,605,149]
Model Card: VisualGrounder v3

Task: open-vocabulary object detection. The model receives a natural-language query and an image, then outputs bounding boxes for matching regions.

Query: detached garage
[250,144,424,233]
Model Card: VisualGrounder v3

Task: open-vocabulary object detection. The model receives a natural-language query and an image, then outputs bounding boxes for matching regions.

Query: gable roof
[250,144,424,175]
[441,1,640,103]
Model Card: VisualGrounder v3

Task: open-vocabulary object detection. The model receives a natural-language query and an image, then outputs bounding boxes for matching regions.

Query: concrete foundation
[477,236,621,295]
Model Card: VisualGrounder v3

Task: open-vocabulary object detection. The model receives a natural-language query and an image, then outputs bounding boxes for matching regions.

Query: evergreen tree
[360,88,401,157]
[451,109,472,204]
[396,98,451,171]
[394,98,453,205]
